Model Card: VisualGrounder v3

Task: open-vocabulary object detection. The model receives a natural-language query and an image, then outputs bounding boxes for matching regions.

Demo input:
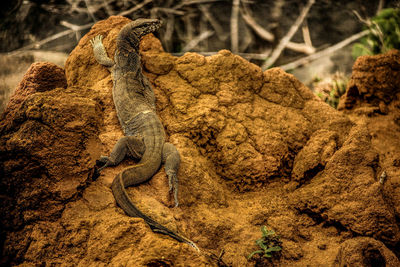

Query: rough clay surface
[1,16,399,266]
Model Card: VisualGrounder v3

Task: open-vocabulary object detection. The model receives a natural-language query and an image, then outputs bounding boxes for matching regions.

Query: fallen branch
[174,0,222,9]
[376,0,384,15]
[172,51,271,60]
[302,20,312,47]
[278,30,369,71]
[84,0,97,22]
[262,0,315,69]
[60,21,85,41]
[152,7,185,15]
[199,4,227,41]
[65,0,115,15]
[181,30,215,52]
[102,0,115,16]
[241,12,315,55]
[118,0,153,16]
[7,22,93,56]
[230,0,240,53]
[199,13,210,51]
[241,12,274,41]
[183,13,195,43]
[163,14,175,52]
[8,0,153,56]
[239,26,253,52]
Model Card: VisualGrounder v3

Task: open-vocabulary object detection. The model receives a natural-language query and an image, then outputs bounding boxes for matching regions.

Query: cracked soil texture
[1,16,399,266]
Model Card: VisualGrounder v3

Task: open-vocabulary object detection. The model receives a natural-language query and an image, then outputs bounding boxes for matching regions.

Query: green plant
[327,77,347,108]
[248,226,282,260]
[312,72,348,109]
[352,8,400,59]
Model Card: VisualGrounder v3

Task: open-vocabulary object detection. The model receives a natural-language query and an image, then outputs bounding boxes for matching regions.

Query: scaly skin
[90,18,198,251]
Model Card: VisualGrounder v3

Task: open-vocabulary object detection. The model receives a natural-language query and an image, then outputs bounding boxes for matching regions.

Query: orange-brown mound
[1,16,399,266]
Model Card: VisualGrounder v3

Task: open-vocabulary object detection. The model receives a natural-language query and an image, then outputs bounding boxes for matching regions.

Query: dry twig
[262,0,315,69]
[174,0,222,9]
[302,20,312,47]
[270,0,285,43]
[60,21,85,41]
[119,0,153,16]
[241,12,274,41]
[172,51,271,60]
[183,13,195,43]
[199,11,210,51]
[8,0,154,55]
[239,24,253,52]
[163,14,175,52]
[152,7,185,15]
[377,0,385,15]
[353,10,370,26]
[181,30,215,52]
[103,0,115,16]
[279,30,369,71]
[230,0,240,53]
[199,4,227,41]
[241,12,315,55]
[84,0,97,22]
[8,23,93,56]
[66,0,114,15]
[353,10,385,51]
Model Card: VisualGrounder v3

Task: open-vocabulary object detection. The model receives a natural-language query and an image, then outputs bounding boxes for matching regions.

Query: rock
[338,50,400,111]
[291,129,338,184]
[338,49,400,227]
[0,51,69,112]
[0,62,102,265]
[1,16,400,266]
[0,62,67,132]
[291,123,400,245]
[334,237,400,267]
[156,59,348,191]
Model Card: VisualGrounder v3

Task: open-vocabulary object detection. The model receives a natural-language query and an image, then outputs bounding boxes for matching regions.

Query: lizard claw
[95,155,113,173]
[166,171,179,207]
[90,35,103,47]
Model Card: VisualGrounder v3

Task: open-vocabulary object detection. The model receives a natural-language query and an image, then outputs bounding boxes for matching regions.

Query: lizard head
[130,18,162,38]
[117,18,163,51]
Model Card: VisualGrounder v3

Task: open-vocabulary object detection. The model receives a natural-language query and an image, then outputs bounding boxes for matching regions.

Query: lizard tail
[111,173,199,251]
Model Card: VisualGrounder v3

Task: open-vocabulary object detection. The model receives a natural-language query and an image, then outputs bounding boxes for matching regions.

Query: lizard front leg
[162,142,181,207]
[90,35,115,69]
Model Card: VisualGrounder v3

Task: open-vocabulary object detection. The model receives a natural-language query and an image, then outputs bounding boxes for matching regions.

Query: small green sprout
[312,72,348,109]
[248,226,282,260]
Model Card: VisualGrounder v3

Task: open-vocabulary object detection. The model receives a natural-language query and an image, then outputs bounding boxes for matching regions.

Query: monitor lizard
[90,18,198,251]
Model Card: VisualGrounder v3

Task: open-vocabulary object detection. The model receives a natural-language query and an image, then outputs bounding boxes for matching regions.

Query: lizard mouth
[144,22,162,34]
[134,19,162,36]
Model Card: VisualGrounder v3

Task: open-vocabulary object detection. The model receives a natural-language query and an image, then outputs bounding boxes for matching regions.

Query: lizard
[90,18,198,251]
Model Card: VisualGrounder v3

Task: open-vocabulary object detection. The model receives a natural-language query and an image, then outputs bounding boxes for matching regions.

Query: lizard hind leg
[162,142,181,207]
[97,135,145,172]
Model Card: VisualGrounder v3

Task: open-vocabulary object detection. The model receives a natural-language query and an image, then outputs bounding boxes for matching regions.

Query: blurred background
[1,0,399,111]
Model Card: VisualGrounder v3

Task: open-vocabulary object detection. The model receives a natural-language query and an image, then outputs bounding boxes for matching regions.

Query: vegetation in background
[352,8,400,59]
[313,72,348,109]
[248,226,282,260]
